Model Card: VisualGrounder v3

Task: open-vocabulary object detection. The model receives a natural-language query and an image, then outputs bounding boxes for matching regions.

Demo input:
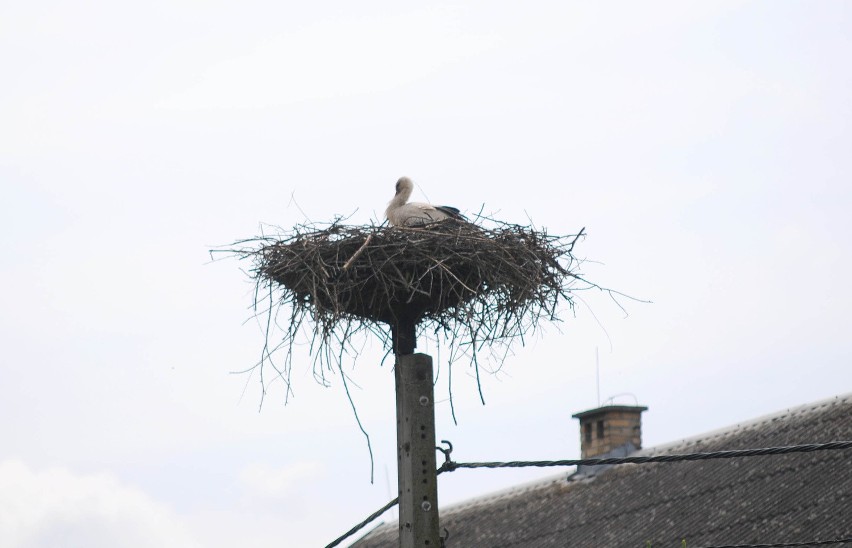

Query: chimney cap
[572,404,648,420]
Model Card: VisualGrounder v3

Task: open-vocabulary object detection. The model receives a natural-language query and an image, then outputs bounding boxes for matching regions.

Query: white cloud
[0,460,200,548]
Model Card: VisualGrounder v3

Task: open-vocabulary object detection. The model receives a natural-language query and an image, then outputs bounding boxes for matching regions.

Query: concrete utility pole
[395,352,441,547]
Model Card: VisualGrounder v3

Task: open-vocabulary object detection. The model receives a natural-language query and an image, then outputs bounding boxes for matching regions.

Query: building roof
[352,394,852,547]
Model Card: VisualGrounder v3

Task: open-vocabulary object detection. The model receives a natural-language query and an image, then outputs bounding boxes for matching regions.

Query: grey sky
[2,2,851,546]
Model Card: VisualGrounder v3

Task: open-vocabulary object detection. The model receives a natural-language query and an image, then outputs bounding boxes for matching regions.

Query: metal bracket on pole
[395,353,440,547]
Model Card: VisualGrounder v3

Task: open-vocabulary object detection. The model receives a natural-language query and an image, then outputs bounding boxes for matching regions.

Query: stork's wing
[435,205,464,219]
[435,205,466,221]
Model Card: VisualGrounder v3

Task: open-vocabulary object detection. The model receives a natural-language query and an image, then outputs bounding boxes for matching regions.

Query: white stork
[385,177,463,227]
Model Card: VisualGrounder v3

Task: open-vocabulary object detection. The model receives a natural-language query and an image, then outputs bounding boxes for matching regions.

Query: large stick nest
[221,216,600,402]
[261,218,578,327]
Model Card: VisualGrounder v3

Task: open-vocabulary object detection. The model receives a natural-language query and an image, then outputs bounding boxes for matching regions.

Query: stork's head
[395,176,413,195]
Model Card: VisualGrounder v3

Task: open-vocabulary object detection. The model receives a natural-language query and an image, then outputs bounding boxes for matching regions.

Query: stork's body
[385,177,462,227]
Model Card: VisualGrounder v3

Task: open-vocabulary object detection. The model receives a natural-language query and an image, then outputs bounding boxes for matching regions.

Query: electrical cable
[698,538,852,547]
[439,441,852,472]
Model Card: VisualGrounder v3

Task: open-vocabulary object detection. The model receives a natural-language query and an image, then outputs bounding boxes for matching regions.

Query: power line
[328,440,852,548]
[326,497,399,548]
[438,440,852,472]
[698,538,852,547]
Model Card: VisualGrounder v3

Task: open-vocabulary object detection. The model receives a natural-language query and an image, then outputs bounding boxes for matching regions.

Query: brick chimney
[572,404,648,459]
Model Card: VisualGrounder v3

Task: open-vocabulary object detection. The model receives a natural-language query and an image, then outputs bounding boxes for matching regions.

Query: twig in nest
[342,234,372,271]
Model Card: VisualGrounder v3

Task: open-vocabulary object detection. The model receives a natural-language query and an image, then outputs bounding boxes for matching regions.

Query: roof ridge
[635,392,851,455]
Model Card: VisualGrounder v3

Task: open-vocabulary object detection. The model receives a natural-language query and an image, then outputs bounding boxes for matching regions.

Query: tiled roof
[352,394,852,547]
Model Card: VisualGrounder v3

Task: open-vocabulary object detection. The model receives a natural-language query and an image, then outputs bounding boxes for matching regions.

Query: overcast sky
[2,1,851,547]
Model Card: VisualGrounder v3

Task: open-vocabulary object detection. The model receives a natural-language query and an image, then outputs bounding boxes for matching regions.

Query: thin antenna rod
[595,347,601,407]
